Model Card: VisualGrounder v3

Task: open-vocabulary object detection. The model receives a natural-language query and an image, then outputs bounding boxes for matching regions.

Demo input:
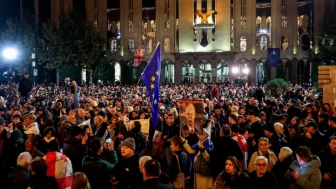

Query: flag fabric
[267,48,280,67]
[134,48,145,67]
[141,44,161,127]
[44,152,73,189]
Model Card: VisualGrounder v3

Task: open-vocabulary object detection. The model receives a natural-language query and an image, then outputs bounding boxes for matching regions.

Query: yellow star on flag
[151,76,156,82]
[156,71,159,75]
[152,94,155,98]
[154,99,157,104]
[150,84,155,89]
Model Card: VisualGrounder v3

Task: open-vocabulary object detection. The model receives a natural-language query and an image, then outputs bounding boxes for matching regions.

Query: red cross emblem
[134,48,144,67]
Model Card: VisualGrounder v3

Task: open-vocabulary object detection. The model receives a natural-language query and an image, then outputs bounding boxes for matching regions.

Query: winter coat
[63,137,88,172]
[18,77,32,95]
[272,155,294,189]
[213,171,249,189]
[8,166,30,189]
[113,154,141,189]
[249,171,278,189]
[82,151,118,189]
[284,155,322,189]
[167,150,189,181]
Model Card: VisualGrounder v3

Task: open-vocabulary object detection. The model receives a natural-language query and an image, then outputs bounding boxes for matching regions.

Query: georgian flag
[134,48,145,67]
[44,152,73,189]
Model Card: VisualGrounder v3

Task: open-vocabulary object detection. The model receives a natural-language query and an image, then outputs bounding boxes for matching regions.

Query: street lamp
[2,48,18,61]
[243,67,250,75]
[232,67,239,74]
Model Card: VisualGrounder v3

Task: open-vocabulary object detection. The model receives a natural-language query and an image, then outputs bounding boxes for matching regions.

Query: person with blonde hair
[71,172,91,189]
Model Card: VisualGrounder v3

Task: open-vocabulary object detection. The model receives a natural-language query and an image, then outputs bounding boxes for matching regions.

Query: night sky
[0,0,309,29]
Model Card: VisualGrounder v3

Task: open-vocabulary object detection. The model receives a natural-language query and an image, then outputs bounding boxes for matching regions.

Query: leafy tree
[93,62,115,83]
[319,3,336,56]
[38,11,106,71]
[265,78,289,98]
[0,19,35,76]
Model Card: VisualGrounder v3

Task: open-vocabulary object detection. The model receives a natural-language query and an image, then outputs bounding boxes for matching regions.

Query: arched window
[111,39,117,53]
[199,61,212,82]
[217,61,229,82]
[182,61,195,82]
[256,16,261,31]
[164,63,175,83]
[240,36,247,52]
[114,62,121,81]
[256,62,264,84]
[128,39,135,53]
[260,36,268,51]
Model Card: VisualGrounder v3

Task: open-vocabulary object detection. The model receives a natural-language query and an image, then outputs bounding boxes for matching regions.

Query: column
[271,0,282,79]
[63,0,73,13]
[98,0,107,45]
[86,0,95,22]
[51,0,60,27]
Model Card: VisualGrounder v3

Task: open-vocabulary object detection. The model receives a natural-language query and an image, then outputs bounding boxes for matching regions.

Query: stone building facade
[51,0,334,84]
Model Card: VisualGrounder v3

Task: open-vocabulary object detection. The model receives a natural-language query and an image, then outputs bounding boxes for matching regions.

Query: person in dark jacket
[287,99,302,124]
[29,158,59,189]
[210,126,244,179]
[249,156,278,189]
[303,121,326,155]
[272,147,294,189]
[82,137,118,189]
[162,114,180,163]
[8,152,32,189]
[113,138,142,189]
[318,136,336,189]
[167,136,189,182]
[18,73,32,102]
[63,126,88,172]
[140,159,173,189]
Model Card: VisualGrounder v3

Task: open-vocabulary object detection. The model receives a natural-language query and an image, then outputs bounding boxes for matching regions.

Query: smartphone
[106,138,112,146]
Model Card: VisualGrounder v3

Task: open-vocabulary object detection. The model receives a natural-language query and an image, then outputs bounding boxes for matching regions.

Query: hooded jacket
[285,155,322,189]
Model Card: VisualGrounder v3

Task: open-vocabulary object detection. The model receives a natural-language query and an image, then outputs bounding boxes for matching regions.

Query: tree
[38,11,106,71]
[0,19,35,76]
[319,3,336,57]
[265,78,289,98]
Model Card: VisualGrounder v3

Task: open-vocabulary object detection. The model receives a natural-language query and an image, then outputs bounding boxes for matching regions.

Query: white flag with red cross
[133,48,145,67]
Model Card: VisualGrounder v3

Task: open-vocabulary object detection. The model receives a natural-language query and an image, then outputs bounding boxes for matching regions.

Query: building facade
[51,0,334,84]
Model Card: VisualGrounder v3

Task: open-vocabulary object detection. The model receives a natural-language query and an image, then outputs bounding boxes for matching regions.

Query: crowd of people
[0,73,334,189]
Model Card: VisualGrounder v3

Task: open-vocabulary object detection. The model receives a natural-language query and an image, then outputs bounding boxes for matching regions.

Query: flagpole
[136,43,161,87]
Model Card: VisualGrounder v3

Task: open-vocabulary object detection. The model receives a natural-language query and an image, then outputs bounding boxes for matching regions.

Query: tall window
[241,0,247,29]
[260,36,268,51]
[129,0,134,32]
[165,64,175,83]
[182,61,195,82]
[199,61,212,83]
[281,0,288,28]
[217,61,229,82]
[256,62,264,84]
[128,39,135,53]
[165,0,170,31]
[240,36,247,52]
[111,39,117,53]
[114,62,121,81]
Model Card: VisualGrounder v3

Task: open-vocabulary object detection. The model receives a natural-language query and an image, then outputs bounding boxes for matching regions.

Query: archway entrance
[199,61,212,83]
[217,60,229,82]
[182,61,195,82]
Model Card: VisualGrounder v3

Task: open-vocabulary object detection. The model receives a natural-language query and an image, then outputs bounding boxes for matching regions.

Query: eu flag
[267,48,280,67]
[141,44,161,127]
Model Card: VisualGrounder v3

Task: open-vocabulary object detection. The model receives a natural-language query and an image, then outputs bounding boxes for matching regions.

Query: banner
[178,100,204,137]
[129,119,150,134]
[134,48,145,67]
[267,48,280,67]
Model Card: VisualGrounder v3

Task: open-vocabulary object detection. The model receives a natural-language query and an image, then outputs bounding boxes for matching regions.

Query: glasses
[255,163,267,167]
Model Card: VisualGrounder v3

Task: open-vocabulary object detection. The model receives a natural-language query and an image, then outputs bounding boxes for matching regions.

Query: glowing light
[232,67,239,74]
[2,48,18,60]
[243,67,249,74]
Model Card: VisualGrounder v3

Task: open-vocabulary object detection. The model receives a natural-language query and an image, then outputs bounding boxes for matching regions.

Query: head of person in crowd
[94,115,103,127]
[228,114,237,125]
[329,115,336,128]
[259,112,266,122]
[131,121,141,133]
[323,103,333,112]
[329,136,336,154]
[258,137,270,154]
[170,136,184,153]
[24,126,40,141]
[120,138,136,158]
[241,128,249,140]
[47,140,60,152]
[131,110,139,119]
[290,116,299,126]
[25,139,38,156]
[225,156,242,176]
[304,121,318,134]
[295,146,313,165]
[274,122,284,135]
[12,114,21,124]
[254,156,268,177]
[43,126,56,141]
[289,99,297,107]
[277,114,286,125]
[67,114,77,125]
[278,147,293,162]
[143,159,162,182]
[238,107,246,115]
[139,155,152,174]
[245,110,256,122]
[0,117,5,134]
[237,115,245,125]
[71,172,91,189]
[248,97,255,106]
[220,126,231,137]
[197,128,209,142]
[31,158,48,175]
[17,152,33,169]
[24,113,36,125]
[89,137,105,155]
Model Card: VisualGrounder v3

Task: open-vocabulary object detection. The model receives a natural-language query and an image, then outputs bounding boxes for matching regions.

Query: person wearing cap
[303,121,325,155]
[113,138,141,189]
[182,128,214,189]
[82,137,117,189]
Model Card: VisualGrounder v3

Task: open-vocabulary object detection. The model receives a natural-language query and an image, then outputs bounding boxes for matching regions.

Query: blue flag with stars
[141,44,161,127]
[267,48,280,67]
